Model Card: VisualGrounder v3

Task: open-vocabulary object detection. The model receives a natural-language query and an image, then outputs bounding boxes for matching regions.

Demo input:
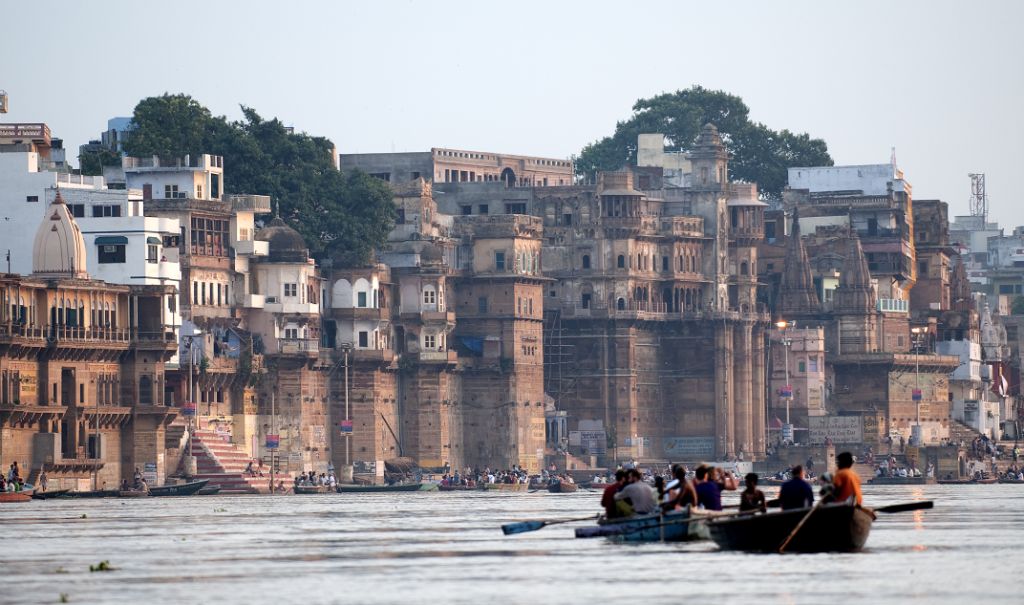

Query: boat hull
[67,489,119,498]
[0,492,32,503]
[547,482,579,493]
[31,489,71,500]
[707,503,874,553]
[869,476,935,485]
[481,483,529,492]
[575,509,718,542]
[336,483,437,493]
[294,485,331,495]
[149,480,209,497]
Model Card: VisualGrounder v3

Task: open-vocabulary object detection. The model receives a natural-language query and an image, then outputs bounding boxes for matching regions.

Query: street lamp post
[911,327,924,446]
[339,342,354,483]
[776,320,794,445]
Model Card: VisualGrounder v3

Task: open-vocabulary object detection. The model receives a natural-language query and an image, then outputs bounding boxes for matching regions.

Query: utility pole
[775,320,794,445]
[911,327,924,446]
[339,342,354,483]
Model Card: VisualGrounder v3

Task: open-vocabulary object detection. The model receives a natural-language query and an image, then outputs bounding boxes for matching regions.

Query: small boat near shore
[68,489,119,498]
[294,484,331,495]
[31,489,71,500]
[336,482,438,493]
[118,489,149,498]
[869,476,935,485]
[0,492,32,503]
[197,485,221,495]
[480,483,529,492]
[149,480,209,497]
[937,478,998,485]
[438,485,476,492]
[547,481,579,494]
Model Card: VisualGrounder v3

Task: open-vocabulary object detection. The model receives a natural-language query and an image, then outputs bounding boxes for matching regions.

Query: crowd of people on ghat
[294,471,337,488]
[597,451,864,520]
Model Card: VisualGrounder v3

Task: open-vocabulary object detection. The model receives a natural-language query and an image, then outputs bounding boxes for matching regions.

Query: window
[284,328,298,339]
[495,252,506,271]
[582,293,592,309]
[164,184,179,199]
[284,283,298,298]
[396,208,406,224]
[190,216,229,256]
[809,357,819,372]
[411,171,421,180]
[563,213,572,226]
[424,334,436,349]
[147,244,159,264]
[423,289,436,305]
[662,256,669,272]
[196,185,203,199]
[211,174,220,199]
[357,292,367,308]
[617,255,625,269]
[478,204,489,215]
[69,204,85,218]
[918,261,928,275]
[358,331,369,348]
[798,360,806,373]
[506,203,527,214]
[92,204,121,217]
[98,245,126,264]
[461,205,472,216]
[478,297,488,313]
[26,195,38,202]
[582,255,591,269]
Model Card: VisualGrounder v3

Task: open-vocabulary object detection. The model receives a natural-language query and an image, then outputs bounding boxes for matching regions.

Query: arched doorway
[500,168,516,188]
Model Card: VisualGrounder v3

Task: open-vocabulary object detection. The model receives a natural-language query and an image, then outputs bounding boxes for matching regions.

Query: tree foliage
[123,93,394,264]
[78,147,121,176]
[576,86,833,199]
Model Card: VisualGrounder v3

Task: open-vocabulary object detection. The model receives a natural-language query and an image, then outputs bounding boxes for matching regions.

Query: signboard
[808,416,863,444]
[181,402,196,417]
[568,430,607,454]
[265,433,280,449]
[19,374,37,400]
[143,462,157,484]
[340,420,353,435]
[663,436,715,459]
[912,388,922,402]
[780,385,793,398]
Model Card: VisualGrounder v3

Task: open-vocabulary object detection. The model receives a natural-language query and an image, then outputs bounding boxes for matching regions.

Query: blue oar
[501,514,598,535]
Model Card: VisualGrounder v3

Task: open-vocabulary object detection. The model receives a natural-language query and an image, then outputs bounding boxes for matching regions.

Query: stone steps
[184,428,270,494]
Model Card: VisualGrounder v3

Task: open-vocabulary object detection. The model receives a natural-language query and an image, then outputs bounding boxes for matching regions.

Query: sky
[3,0,1022,225]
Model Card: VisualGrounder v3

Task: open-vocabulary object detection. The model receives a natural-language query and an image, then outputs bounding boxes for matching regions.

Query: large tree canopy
[118,93,394,265]
[576,86,833,199]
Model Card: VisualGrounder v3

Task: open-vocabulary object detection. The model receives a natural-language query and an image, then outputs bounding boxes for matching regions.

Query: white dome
[32,190,88,278]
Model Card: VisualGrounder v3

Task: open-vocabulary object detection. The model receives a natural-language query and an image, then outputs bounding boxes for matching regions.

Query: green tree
[78,148,121,176]
[576,86,833,199]
[123,94,394,264]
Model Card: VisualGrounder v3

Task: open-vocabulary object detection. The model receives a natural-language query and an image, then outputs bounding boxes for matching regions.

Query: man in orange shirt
[831,451,863,505]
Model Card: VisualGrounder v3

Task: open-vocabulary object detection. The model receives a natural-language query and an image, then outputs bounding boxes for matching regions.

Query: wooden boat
[148,479,209,497]
[294,484,331,494]
[997,477,1024,484]
[937,477,998,485]
[197,485,221,495]
[547,481,579,493]
[68,489,119,498]
[336,482,438,493]
[575,507,724,542]
[118,489,149,498]
[0,492,32,503]
[869,475,935,485]
[480,483,530,492]
[31,489,71,500]
[706,503,874,553]
[438,484,476,491]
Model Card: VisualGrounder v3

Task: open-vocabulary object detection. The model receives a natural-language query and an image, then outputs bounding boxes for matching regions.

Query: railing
[877,298,909,313]
[0,123,50,139]
[279,338,319,355]
[0,324,132,343]
[419,350,457,362]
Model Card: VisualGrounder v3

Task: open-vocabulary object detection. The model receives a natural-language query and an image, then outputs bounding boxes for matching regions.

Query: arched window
[617,255,625,269]
[582,255,591,269]
[139,375,153,405]
[617,298,626,311]
[740,261,749,276]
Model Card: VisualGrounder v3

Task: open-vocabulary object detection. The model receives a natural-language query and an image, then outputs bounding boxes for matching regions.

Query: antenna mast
[968,173,987,223]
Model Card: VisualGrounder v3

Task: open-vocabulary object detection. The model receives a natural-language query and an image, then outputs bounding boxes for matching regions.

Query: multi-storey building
[0,192,177,490]
[339,147,574,188]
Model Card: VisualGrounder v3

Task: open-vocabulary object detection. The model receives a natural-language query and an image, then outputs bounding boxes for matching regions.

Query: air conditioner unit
[265,296,279,304]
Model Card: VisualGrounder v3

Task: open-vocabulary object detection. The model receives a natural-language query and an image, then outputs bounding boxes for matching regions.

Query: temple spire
[777,208,820,317]
[834,228,876,314]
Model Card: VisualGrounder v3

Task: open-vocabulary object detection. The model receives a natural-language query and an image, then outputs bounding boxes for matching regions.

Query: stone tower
[689,123,731,310]
[833,230,879,353]
[777,208,819,319]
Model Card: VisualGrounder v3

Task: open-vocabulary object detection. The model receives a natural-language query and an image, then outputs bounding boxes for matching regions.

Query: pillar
[733,322,753,458]
[751,325,766,458]
[715,322,734,458]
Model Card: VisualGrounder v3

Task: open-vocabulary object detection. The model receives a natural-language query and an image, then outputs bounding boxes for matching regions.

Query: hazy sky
[4,1,1022,225]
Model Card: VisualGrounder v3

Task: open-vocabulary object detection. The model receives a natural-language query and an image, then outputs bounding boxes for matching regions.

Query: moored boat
[480,483,529,492]
[294,484,331,495]
[118,489,149,498]
[148,479,209,497]
[31,489,72,500]
[937,477,998,485]
[197,485,221,495]
[67,489,119,498]
[869,475,935,485]
[438,484,476,491]
[547,481,579,493]
[0,492,32,503]
[997,477,1024,484]
[336,482,438,493]
[706,503,875,553]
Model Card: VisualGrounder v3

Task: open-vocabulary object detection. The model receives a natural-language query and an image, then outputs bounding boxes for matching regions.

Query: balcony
[353,348,396,363]
[279,338,319,356]
[242,294,265,309]
[333,306,390,321]
[234,240,269,256]
[418,350,458,364]
[264,300,319,315]
[421,310,456,323]
[226,194,272,214]
[877,298,909,313]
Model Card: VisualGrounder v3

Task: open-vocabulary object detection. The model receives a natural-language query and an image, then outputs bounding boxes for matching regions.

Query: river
[1,485,1021,604]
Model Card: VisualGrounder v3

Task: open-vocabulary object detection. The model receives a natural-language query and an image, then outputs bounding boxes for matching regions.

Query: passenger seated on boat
[614,469,657,516]
[739,473,766,513]
[695,466,737,511]
[663,465,698,512]
[779,465,813,510]
[601,470,627,519]
[829,452,863,505]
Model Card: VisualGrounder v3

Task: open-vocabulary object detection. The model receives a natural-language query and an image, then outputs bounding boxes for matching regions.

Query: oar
[872,500,933,514]
[501,514,597,535]
[777,499,823,553]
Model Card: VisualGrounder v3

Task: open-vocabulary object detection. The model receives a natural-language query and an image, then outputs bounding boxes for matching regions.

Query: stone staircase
[185,427,268,494]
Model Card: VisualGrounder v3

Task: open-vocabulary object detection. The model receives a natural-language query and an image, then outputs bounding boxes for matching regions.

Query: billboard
[663,436,715,459]
[808,416,863,444]
[568,430,607,454]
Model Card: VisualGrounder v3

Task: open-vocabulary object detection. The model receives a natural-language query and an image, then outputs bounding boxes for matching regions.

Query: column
[751,325,766,458]
[733,322,753,458]
[715,322,734,458]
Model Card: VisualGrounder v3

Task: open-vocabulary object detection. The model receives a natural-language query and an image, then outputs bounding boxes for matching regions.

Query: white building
[0,148,182,346]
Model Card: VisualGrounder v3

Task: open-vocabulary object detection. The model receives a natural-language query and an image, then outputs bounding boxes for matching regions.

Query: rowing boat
[575,507,727,542]
[547,481,578,494]
[31,489,71,500]
[294,484,331,494]
[149,479,209,497]
[118,488,149,498]
[480,483,529,492]
[0,492,32,503]
[869,476,935,485]
[706,503,875,553]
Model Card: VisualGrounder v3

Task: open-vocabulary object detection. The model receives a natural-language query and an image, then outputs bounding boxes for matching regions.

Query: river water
[2,485,1021,605]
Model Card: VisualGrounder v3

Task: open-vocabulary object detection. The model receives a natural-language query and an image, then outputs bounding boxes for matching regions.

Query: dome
[256,217,309,262]
[32,190,88,278]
